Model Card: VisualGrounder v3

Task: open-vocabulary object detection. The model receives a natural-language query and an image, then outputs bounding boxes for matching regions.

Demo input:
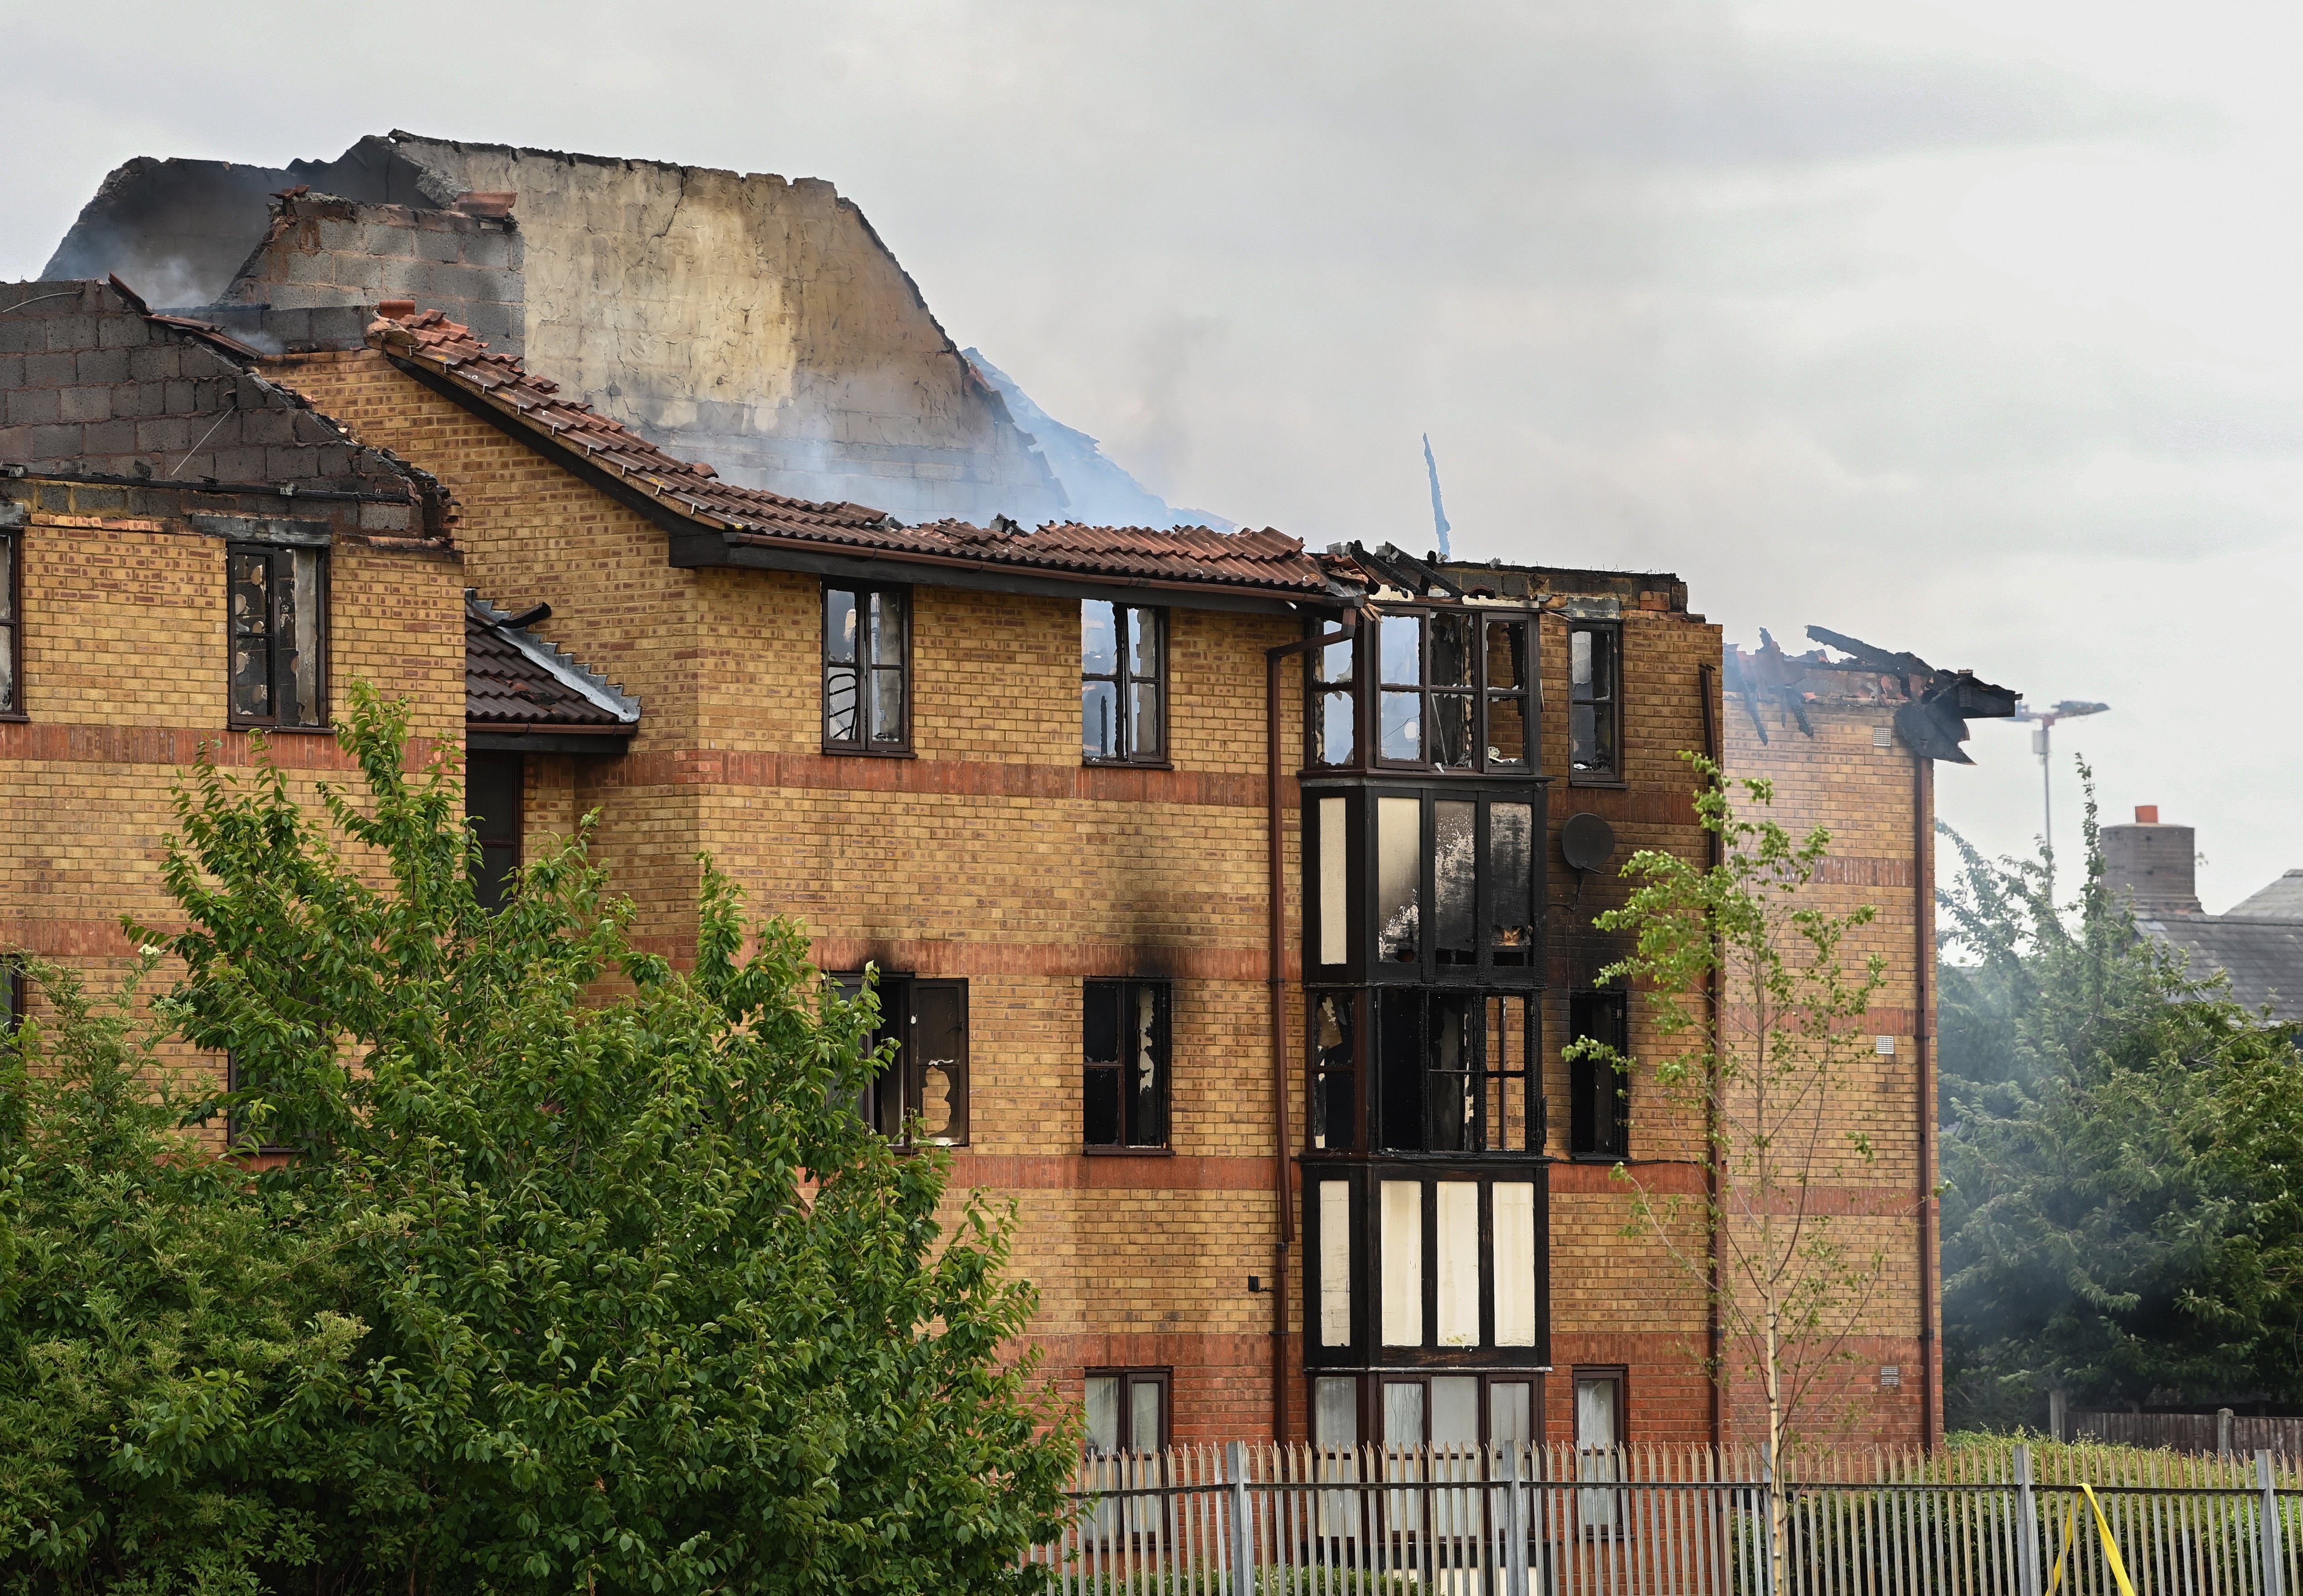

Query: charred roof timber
[1725,625,2018,763]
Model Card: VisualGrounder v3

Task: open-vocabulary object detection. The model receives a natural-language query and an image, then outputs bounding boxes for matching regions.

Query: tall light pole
[2003,699,2110,889]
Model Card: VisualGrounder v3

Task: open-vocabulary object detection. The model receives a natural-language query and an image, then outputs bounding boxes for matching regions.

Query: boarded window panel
[1434,1181,1479,1347]
[1375,797,1420,964]
[1318,797,1348,965]
[1319,1180,1353,1347]
[1379,1180,1423,1347]
[1491,1381,1533,1443]
[1431,1376,1479,1445]
[1383,1381,1425,1446]
[1494,1182,1538,1347]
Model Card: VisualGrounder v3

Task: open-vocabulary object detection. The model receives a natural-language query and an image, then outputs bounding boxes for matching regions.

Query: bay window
[1310,606,1535,776]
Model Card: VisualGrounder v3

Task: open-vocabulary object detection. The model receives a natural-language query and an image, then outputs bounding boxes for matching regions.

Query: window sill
[821,745,916,760]
[1567,774,1628,788]
[1083,1145,1176,1157]
[228,722,336,736]
[1082,757,1176,772]
[0,711,26,724]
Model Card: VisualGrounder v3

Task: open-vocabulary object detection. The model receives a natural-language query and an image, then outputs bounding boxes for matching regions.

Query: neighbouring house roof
[369,306,1345,607]
[2138,912,2303,1027]
[2230,870,2303,919]
[465,593,639,740]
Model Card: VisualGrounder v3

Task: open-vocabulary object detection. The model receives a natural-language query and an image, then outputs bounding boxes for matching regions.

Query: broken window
[466,751,524,910]
[1309,990,1358,1151]
[1321,790,1542,977]
[1374,990,1538,1154]
[1568,989,1630,1158]
[1084,1368,1170,1453]
[1310,631,1356,765]
[227,543,326,728]
[0,530,19,717]
[1569,623,1620,778]
[823,582,909,754]
[834,971,969,1146]
[1317,608,1535,774]
[1082,602,1165,763]
[1083,979,1170,1149]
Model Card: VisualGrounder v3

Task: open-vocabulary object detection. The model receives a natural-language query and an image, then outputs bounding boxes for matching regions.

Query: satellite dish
[1561,812,1617,874]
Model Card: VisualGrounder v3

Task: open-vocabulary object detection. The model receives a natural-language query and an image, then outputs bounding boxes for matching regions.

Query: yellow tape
[2042,1483,2139,1596]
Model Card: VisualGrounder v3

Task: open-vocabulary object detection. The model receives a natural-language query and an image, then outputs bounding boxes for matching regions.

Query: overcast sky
[6,0,2298,908]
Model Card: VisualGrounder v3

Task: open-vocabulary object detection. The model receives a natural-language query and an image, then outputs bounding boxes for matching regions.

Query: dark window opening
[835,972,969,1146]
[466,751,524,910]
[1082,602,1165,764]
[1569,624,1620,778]
[1084,979,1170,1148]
[1374,989,1540,1155]
[2,956,24,1037]
[0,529,20,717]
[1314,609,1534,774]
[227,543,326,728]
[1568,990,1630,1158]
[1085,1368,1171,1454]
[823,583,910,754]
[1309,990,1358,1152]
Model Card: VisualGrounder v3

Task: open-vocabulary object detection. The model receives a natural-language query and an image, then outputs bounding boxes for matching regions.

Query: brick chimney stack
[2102,806,2202,915]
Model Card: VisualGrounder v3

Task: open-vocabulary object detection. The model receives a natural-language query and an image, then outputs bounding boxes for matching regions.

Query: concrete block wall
[214,194,525,353]
[0,280,430,498]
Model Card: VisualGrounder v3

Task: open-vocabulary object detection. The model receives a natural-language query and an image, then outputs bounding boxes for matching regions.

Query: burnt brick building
[1,276,1987,1453]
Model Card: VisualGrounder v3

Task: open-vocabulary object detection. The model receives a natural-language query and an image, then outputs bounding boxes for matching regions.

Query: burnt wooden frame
[1307,606,1539,778]
[1080,602,1170,767]
[0,528,21,721]
[819,579,913,757]
[1084,1367,1174,1453]
[1566,620,1623,785]
[1082,977,1173,1152]
[837,972,971,1147]
[224,541,331,731]
[1306,784,1550,986]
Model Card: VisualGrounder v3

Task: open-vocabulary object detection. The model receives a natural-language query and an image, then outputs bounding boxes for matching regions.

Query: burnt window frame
[466,751,525,911]
[1369,988,1544,1158]
[1081,601,1169,767]
[821,581,913,757]
[1567,989,1631,1160]
[1310,606,1537,777]
[1083,1367,1173,1454]
[226,541,330,731]
[1309,785,1546,985]
[2,955,24,1037]
[1567,621,1622,784]
[1083,978,1173,1152]
[834,970,970,1147]
[1307,988,1365,1155]
[0,526,23,722]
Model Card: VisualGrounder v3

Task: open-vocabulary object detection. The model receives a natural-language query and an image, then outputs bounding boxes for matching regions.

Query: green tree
[1938,770,2303,1426]
[1572,754,1885,1595]
[0,684,1074,1596]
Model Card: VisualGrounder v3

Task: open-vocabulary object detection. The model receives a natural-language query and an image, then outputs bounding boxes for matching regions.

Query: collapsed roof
[1727,624,2018,763]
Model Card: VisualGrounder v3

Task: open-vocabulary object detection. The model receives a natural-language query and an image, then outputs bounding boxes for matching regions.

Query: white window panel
[1318,796,1348,965]
[1435,1181,1479,1347]
[1493,1181,1538,1347]
[1319,1180,1353,1347]
[1380,1180,1422,1347]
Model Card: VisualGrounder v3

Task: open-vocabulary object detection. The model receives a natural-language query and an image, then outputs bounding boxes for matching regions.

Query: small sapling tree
[1566,753,1886,1591]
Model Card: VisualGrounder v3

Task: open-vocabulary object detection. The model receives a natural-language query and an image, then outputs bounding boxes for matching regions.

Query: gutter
[1264,613,1358,1441]
[1699,661,1725,1452]
[1914,747,1939,1449]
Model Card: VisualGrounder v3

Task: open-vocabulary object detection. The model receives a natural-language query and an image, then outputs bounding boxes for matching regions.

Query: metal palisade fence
[1023,1439,2303,1594]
